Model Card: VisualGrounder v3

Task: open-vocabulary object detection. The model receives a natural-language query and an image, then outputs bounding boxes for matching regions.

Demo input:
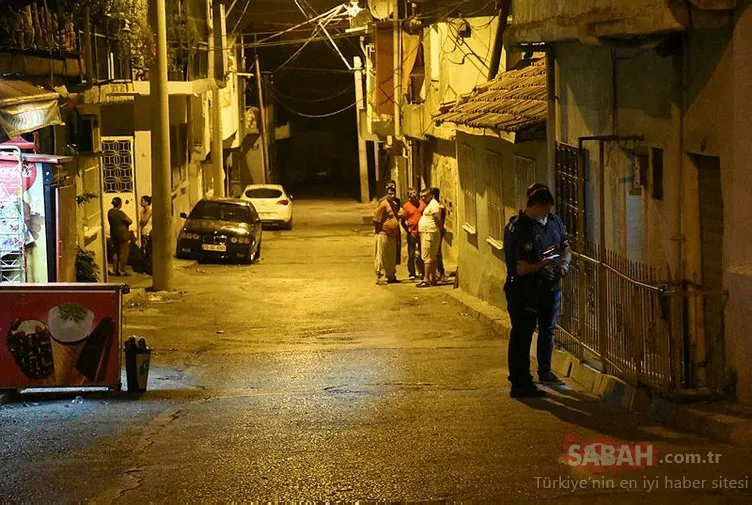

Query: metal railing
[556,244,675,392]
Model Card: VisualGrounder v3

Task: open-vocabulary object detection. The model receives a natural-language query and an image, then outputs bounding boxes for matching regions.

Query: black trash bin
[124,337,151,393]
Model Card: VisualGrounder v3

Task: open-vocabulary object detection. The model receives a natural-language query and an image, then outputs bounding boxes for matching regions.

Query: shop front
[0,78,72,283]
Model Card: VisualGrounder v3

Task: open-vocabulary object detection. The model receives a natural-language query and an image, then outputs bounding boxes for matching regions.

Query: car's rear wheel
[284,218,293,230]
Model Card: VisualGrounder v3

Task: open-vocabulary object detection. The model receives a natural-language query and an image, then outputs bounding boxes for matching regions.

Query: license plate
[201,244,226,252]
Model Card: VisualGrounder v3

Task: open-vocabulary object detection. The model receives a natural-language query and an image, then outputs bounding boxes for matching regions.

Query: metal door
[101,136,138,240]
[696,155,726,392]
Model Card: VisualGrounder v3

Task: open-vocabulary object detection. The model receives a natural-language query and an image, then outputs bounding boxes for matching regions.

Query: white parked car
[240,184,293,229]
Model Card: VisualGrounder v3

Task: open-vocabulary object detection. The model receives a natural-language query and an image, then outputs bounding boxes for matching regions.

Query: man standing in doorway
[373,185,402,284]
[503,185,571,398]
[401,187,425,281]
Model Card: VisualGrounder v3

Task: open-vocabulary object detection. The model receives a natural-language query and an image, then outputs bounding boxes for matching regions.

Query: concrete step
[445,286,752,447]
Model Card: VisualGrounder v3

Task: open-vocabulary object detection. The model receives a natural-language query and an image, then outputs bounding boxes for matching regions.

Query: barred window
[460,144,477,230]
[102,138,134,193]
[514,155,536,210]
[486,151,504,241]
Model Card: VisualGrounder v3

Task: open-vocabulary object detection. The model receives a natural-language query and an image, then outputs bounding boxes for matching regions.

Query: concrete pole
[149,0,173,291]
[354,56,369,203]
[255,52,271,184]
[392,8,402,140]
[212,86,225,197]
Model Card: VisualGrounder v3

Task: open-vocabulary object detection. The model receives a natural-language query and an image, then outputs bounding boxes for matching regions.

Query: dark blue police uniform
[503,211,568,388]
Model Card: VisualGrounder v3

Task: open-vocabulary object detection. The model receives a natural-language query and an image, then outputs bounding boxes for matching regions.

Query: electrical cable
[241,31,360,49]
[271,7,341,72]
[253,5,345,45]
[231,0,252,34]
[273,97,357,119]
[272,84,354,103]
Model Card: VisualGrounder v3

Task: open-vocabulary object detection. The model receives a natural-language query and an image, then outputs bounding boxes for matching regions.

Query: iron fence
[556,244,674,392]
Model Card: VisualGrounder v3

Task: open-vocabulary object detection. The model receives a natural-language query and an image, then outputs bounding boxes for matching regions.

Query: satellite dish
[368,0,393,20]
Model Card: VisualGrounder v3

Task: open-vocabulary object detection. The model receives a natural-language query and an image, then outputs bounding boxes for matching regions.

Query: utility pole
[354,56,369,203]
[210,1,226,197]
[149,0,173,291]
[255,51,271,184]
[211,87,225,196]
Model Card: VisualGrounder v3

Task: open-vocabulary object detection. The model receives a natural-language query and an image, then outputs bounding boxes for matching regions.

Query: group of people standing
[107,195,153,277]
[372,181,447,287]
[374,179,573,399]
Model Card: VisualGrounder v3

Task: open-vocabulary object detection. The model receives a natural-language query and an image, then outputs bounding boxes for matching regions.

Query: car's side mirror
[180,212,188,219]
[289,194,293,200]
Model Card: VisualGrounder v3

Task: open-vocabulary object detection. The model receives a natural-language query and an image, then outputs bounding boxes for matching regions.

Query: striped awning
[0,79,63,138]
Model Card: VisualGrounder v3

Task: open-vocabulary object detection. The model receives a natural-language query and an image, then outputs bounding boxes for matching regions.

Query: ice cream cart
[0,283,127,391]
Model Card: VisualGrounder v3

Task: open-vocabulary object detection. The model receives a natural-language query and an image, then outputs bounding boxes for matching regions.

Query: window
[459,144,477,232]
[189,201,252,223]
[101,138,134,193]
[244,188,282,199]
[513,156,536,210]
[170,124,188,190]
[486,151,504,242]
[651,147,664,200]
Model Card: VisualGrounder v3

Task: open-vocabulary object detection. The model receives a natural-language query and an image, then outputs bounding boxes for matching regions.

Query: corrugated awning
[434,58,547,134]
[0,79,63,138]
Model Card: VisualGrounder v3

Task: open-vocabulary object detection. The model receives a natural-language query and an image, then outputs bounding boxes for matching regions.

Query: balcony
[0,2,81,77]
[87,32,131,82]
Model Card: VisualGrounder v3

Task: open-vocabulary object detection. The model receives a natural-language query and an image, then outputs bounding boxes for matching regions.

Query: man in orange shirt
[373,185,402,284]
[401,187,426,280]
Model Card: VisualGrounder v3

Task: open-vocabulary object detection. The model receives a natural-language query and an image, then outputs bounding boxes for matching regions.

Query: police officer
[503,184,571,398]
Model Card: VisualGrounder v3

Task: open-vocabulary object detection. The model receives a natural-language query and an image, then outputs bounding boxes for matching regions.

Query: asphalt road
[2,198,752,504]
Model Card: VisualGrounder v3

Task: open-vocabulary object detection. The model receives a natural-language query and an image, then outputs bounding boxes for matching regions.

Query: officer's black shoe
[538,372,565,385]
[510,385,547,398]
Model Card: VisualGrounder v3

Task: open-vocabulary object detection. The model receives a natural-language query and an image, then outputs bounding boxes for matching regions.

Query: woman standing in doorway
[139,195,153,275]
[108,197,132,276]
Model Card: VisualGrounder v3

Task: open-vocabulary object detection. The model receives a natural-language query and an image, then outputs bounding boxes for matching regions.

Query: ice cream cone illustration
[47,304,94,385]
[6,319,55,383]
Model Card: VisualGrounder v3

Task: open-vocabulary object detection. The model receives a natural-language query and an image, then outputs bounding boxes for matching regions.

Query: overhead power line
[240,31,360,49]
[274,98,357,119]
[272,84,354,103]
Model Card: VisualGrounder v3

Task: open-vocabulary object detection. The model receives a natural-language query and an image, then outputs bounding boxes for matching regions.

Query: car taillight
[277,199,289,205]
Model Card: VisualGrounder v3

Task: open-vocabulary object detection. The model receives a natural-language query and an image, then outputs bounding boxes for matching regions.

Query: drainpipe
[487,1,510,80]
[393,2,402,140]
[673,33,694,388]
[546,47,556,190]
[578,134,644,370]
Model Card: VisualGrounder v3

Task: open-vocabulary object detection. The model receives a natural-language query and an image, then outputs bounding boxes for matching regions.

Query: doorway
[695,154,726,392]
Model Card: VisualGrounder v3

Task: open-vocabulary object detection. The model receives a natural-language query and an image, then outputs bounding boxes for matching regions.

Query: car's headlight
[230,237,238,244]
[243,238,251,245]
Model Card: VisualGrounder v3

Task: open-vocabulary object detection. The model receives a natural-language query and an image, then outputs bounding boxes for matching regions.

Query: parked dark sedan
[176,198,262,263]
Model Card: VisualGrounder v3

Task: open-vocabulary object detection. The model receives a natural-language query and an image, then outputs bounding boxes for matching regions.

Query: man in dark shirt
[107,197,133,276]
[503,185,571,398]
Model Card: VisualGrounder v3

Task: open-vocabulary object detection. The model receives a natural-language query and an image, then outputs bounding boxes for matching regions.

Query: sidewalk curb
[444,287,752,446]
